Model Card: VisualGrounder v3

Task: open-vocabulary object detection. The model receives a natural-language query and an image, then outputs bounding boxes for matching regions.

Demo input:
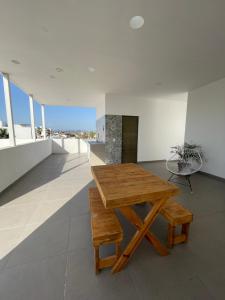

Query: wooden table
[91,163,180,273]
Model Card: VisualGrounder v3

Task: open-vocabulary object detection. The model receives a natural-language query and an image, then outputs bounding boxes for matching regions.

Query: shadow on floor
[0,154,88,206]
[0,179,95,299]
[1,157,225,299]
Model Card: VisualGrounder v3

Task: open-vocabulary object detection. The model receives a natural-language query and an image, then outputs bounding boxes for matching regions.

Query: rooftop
[0,154,224,299]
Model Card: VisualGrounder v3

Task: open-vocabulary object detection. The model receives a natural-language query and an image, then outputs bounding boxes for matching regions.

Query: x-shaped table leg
[119,205,169,256]
[112,198,169,273]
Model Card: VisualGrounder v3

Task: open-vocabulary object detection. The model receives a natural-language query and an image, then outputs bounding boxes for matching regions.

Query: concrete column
[2,73,16,146]
[41,104,46,139]
[29,95,36,141]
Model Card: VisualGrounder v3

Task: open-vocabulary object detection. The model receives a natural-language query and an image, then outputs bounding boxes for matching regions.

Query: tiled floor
[0,154,225,299]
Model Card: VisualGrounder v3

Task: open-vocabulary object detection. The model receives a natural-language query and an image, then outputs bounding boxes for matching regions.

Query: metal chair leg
[186,176,192,192]
[168,173,174,181]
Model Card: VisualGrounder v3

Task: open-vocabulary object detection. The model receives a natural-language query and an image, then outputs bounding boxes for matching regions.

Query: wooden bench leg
[182,223,190,243]
[168,224,175,248]
[94,242,122,274]
[94,246,100,274]
[115,242,121,259]
[168,223,190,248]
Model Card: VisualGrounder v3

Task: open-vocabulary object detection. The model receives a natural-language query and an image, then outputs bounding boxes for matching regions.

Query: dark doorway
[122,116,139,163]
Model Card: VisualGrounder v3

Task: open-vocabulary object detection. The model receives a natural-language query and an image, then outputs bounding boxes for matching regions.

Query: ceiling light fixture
[88,67,95,73]
[129,16,144,30]
[11,59,20,65]
[56,67,63,72]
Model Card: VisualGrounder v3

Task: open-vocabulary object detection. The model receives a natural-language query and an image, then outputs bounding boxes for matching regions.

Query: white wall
[185,78,225,178]
[88,142,106,166]
[52,138,88,154]
[14,124,32,139]
[0,139,42,149]
[0,140,52,192]
[96,98,105,142]
[105,93,188,162]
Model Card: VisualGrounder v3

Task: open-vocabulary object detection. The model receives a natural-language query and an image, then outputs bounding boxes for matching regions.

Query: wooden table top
[91,163,180,209]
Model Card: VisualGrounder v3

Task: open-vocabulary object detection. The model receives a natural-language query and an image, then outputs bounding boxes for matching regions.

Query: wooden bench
[160,198,193,248]
[89,187,123,273]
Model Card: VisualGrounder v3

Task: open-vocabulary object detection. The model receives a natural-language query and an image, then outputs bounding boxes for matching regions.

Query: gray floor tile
[0,156,225,299]
[0,254,66,300]
[68,214,92,251]
[5,218,70,268]
[65,248,141,300]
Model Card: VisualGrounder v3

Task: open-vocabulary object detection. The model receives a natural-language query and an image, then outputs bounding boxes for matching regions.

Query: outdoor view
[0,74,96,147]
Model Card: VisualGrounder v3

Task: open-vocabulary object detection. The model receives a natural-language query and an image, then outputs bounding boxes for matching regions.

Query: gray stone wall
[105,115,122,164]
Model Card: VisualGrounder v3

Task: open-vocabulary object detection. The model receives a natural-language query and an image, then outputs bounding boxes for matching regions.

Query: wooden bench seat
[89,187,123,273]
[160,198,193,248]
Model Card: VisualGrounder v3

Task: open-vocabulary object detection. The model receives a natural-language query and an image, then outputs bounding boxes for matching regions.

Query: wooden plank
[168,224,175,248]
[112,197,168,273]
[160,198,193,226]
[161,200,193,247]
[99,255,117,269]
[147,231,169,256]
[119,206,169,256]
[182,223,190,243]
[174,234,186,245]
[91,164,181,273]
[89,188,123,246]
[94,246,100,274]
[91,163,180,208]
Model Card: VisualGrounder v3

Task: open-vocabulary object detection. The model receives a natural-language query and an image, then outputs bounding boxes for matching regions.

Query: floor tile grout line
[2,245,92,272]
[63,250,70,300]
[63,216,71,300]
[1,157,225,299]
[197,275,217,300]
[127,268,144,300]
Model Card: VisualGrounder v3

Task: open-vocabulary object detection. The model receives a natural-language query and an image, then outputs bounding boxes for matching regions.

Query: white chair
[166,148,203,192]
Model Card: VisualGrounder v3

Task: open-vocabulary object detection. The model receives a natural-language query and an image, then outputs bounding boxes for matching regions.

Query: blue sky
[0,75,96,131]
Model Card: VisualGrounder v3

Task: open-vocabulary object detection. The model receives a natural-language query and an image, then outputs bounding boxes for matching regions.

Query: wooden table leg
[119,206,169,256]
[112,198,167,273]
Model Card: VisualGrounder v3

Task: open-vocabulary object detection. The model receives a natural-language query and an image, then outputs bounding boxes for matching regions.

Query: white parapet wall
[52,138,88,154]
[0,139,43,149]
[0,139,52,192]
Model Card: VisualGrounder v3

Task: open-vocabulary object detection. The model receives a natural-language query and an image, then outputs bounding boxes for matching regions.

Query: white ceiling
[1,0,225,107]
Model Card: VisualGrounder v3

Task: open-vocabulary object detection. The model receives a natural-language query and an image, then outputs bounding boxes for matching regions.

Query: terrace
[1,1,225,300]
[1,154,225,299]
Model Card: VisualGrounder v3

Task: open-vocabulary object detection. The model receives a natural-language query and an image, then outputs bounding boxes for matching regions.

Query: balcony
[1,1,225,299]
[0,150,225,299]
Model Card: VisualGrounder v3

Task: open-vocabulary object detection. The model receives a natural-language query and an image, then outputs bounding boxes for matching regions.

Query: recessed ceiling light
[56,67,63,72]
[129,16,144,30]
[49,75,56,79]
[11,59,20,65]
[88,67,95,72]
